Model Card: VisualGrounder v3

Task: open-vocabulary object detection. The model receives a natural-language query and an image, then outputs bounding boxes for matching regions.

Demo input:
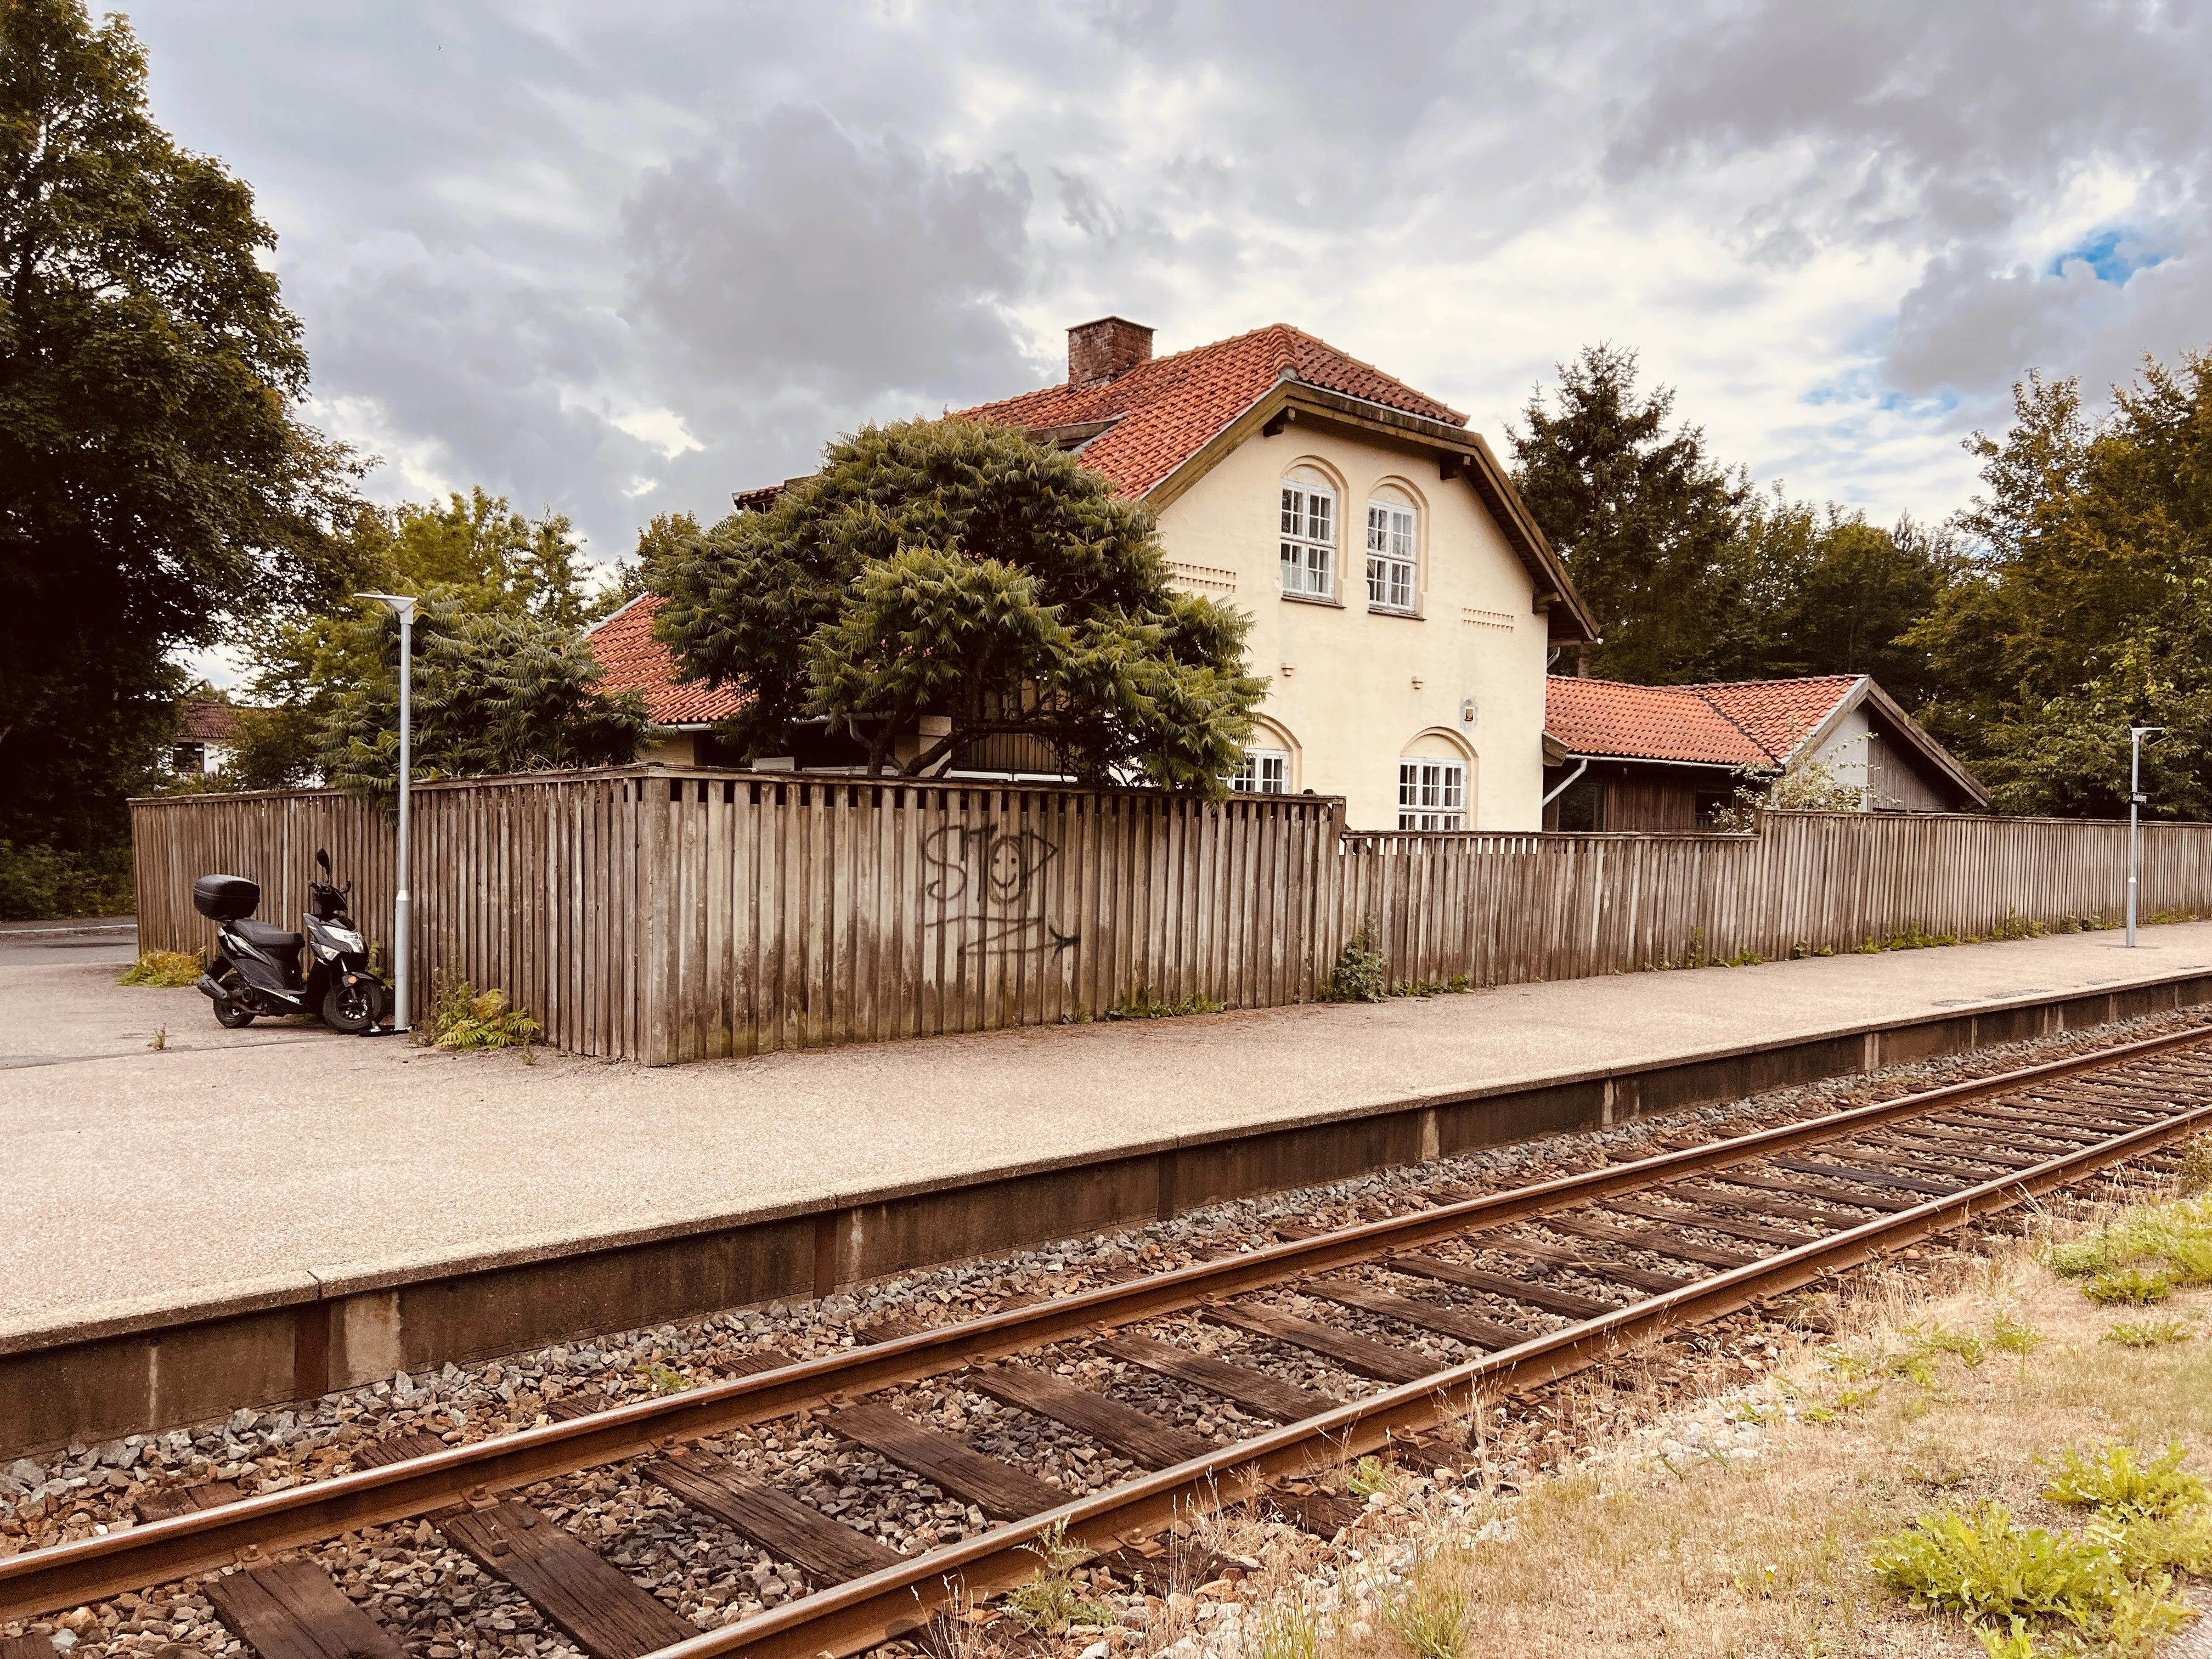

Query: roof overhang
[1140,377,1600,644]
[1549,747,1771,776]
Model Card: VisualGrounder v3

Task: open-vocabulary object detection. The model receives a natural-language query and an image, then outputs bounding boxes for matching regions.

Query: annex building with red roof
[1540,673,1988,831]
[686,316,1599,830]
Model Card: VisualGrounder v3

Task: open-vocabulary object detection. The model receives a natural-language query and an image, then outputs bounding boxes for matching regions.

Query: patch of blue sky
[1798,365,1957,419]
[2048,228,2166,284]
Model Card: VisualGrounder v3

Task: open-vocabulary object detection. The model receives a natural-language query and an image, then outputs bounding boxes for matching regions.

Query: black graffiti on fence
[920,823,1079,958]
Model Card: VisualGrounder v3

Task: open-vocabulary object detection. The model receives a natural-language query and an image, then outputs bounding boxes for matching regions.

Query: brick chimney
[1068,316,1154,387]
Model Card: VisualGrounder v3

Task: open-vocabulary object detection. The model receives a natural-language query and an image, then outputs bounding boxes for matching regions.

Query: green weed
[1383,1552,1469,1659]
[1987,1311,2046,1355]
[2082,1268,2173,1306]
[118,949,204,986]
[1870,1502,2172,1638]
[2102,1318,2194,1348]
[1104,986,1227,1020]
[2039,1442,2207,1521]
[1002,1521,1110,1634]
[1347,1455,1393,1499]
[419,975,542,1050]
[1394,974,1474,997]
[1323,928,1387,1003]
[635,1361,691,1396]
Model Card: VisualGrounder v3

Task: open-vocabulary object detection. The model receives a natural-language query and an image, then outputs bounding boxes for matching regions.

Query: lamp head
[354,591,419,622]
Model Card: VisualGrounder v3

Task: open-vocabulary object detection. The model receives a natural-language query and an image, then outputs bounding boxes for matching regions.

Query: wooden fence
[130,769,2212,1063]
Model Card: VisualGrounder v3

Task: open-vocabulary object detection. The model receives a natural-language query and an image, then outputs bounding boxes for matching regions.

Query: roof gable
[958,324,1464,498]
[1686,676,1861,763]
[1547,673,1989,807]
[947,323,1596,642]
[582,594,744,727]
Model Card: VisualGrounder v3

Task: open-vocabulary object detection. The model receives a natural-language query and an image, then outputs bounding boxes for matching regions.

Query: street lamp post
[356,592,419,1028]
[2127,725,2165,949]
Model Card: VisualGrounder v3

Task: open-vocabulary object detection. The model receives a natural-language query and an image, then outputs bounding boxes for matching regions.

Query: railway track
[7,1025,2212,1659]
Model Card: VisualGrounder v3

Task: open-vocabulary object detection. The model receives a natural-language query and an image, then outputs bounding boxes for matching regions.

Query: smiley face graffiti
[920,824,1079,958]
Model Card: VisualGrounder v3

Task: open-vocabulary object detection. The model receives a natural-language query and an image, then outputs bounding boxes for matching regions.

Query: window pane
[1281,487,1301,537]
[1391,509,1415,559]
[1399,759,1465,822]
[1367,504,1387,552]
[1308,494,1333,543]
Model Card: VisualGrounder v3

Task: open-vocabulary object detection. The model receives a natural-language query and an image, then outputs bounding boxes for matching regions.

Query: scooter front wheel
[322,978,380,1034]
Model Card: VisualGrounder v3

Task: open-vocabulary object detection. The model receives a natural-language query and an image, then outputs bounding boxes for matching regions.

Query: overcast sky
[129,0,2211,580]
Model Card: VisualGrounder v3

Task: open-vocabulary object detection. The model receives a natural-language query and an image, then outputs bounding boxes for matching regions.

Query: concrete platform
[8,921,2212,1457]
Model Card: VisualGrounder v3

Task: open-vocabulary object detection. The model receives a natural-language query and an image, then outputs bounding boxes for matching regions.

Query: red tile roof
[1689,676,1863,762]
[955,323,1467,498]
[1544,678,1774,768]
[1547,675,1864,767]
[175,700,240,742]
[582,594,744,726]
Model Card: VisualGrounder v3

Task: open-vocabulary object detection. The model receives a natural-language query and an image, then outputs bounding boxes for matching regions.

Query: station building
[592,317,1601,832]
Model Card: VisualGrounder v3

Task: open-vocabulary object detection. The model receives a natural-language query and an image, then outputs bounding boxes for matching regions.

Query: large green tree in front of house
[654,417,1267,791]
[0,0,363,859]
[1907,350,2212,818]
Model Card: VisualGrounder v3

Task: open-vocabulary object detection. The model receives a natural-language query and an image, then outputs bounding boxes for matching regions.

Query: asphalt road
[0,916,138,968]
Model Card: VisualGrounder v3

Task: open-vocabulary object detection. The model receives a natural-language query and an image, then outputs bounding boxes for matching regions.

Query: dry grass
[1233,1201,2212,1658]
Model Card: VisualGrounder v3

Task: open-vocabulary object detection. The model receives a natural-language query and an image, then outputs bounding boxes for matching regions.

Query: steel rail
[637,1092,2212,1659]
[3,1022,2208,1624]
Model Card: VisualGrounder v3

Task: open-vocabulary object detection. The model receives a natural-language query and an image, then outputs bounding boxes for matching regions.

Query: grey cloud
[623,107,1037,407]
[1887,252,2122,397]
[114,0,2212,574]
[1611,2,2212,244]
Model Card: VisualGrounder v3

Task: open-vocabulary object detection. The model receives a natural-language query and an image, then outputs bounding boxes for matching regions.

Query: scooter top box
[192,874,259,921]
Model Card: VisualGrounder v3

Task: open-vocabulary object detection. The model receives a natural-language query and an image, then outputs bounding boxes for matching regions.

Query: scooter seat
[232,918,304,952]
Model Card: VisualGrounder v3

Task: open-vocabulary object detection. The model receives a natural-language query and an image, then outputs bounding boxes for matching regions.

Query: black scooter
[193,849,390,1034]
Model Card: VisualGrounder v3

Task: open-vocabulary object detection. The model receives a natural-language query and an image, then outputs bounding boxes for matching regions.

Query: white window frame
[1279,480,1335,599]
[1366,500,1418,612]
[1229,747,1290,794]
[1397,758,1466,830]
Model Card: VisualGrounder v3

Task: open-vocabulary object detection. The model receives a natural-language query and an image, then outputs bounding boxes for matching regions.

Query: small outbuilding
[1541,674,1988,831]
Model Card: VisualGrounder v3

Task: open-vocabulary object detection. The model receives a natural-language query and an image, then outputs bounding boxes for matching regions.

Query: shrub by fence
[129,769,2212,1064]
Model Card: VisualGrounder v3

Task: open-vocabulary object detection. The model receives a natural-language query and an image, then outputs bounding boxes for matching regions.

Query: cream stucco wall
[1153,420,1551,831]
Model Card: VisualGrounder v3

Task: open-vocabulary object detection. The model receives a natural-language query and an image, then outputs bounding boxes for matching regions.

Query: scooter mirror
[315,848,332,874]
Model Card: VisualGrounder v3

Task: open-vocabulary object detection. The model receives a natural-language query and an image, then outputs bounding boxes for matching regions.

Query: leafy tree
[317,599,646,798]
[654,417,1267,789]
[580,510,697,627]
[1908,352,2212,817]
[234,490,614,788]
[1507,345,1751,682]
[1731,496,1962,702]
[0,0,362,855]
[1513,346,1963,702]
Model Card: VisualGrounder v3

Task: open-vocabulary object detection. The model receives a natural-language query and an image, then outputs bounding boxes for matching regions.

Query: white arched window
[1229,748,1289,793]
[1366,487,1418,612]
[1279,467,1336,599]
[1398,753,1466,830]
